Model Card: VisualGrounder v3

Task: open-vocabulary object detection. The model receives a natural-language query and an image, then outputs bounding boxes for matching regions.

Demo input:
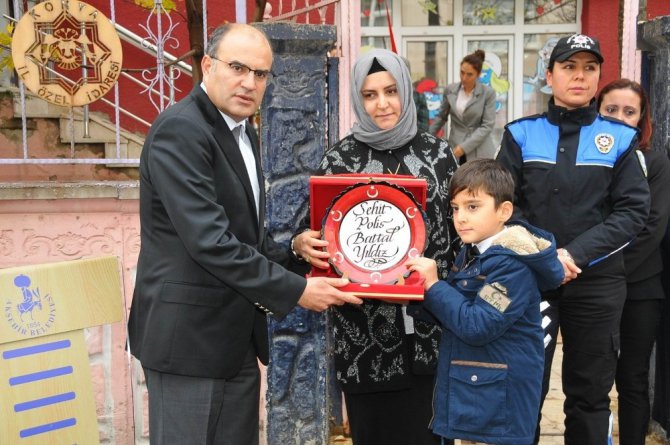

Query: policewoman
[496,34,650,445]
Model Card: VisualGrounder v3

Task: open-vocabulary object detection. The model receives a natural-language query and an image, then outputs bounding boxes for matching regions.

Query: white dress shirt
[455,87,473,119]
[475,226,509,254]
[200,84,261,216]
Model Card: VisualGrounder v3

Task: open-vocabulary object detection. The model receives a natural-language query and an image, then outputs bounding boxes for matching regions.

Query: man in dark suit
[128,23,361,445]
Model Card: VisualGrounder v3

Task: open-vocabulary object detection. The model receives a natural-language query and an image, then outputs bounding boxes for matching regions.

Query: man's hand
[453,145,465,159]
[405,257,439,290]
[293,230,330,269]
[298,277,363,312]
[557,248,581,285]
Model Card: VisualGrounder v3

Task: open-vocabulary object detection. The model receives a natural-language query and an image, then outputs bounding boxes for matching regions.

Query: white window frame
[462,34,514,122]
[360,0,583,121]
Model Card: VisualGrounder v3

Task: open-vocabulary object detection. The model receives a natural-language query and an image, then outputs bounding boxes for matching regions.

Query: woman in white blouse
[429,50,497,162]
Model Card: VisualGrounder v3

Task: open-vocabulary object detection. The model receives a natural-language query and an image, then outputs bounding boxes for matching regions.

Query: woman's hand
[557,248,581,284]
[453,145,465,158]
[293,230,331,269]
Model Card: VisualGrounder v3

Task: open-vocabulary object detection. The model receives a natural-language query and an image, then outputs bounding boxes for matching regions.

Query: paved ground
[329,334,669,445]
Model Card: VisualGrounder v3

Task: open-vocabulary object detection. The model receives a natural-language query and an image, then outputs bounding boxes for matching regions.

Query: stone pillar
[639,16,670,152]
[254,22,337,445]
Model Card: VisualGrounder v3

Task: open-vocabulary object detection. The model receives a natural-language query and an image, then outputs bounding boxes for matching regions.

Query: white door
[463,35,514,147]
[402,37,454,135]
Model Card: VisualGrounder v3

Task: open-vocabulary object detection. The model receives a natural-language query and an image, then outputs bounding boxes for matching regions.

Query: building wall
[582,0,621,87]
[647,0,670,19]
[0,194,140,444]
[2,1,667,443]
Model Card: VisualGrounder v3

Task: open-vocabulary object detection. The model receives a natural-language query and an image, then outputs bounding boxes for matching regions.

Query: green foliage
[0,23,14,72]
[418,0,437,15]
[133,0,177,13]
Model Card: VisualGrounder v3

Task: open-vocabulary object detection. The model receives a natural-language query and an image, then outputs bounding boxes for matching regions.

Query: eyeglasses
[210,57,273,82]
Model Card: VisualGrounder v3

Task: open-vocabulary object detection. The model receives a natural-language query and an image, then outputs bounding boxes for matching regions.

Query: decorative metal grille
[1,0,342,166]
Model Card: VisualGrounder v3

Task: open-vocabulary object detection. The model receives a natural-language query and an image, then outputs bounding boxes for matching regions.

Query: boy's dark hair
[449,159,514,207]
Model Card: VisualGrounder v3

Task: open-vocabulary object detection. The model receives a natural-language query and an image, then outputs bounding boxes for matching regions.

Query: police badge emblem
[595,133,615,154]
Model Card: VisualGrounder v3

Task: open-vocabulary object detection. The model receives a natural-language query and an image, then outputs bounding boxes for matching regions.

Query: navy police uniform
[497,98,650,445]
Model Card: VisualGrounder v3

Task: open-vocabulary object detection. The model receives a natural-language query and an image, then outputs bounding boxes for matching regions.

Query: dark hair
[206,24,232,58]
[368,57,387,75]
[597,78,652,150]
[206,23,270,58]
[449,159,514,207]
[461,49,486,75]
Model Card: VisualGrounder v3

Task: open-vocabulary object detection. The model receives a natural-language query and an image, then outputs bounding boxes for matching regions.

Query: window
[466,38,512,145]
[402,0,454,26]
[361,0,581,131]
[361,0,392,27]
[464,0,514,26]
[524,0,577,24]
[522,33,567,116]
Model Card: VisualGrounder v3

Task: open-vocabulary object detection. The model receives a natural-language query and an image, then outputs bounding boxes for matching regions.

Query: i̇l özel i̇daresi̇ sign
[11,1,123,107]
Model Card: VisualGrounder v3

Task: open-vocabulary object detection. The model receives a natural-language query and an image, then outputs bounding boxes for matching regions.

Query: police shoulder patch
[636,150,648,177]
[478,282,511,313]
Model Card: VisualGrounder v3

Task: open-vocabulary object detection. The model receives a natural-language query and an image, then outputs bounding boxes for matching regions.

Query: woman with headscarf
[291,49,459,445]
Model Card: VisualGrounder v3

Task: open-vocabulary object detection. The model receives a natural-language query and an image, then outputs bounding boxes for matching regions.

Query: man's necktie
[464,244,480,265]
[231,124,260,214]
[232,125,242,145]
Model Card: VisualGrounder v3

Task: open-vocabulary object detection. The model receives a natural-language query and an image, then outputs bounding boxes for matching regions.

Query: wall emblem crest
[11,1,123,106]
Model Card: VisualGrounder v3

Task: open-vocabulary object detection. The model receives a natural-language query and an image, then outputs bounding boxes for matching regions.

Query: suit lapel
[446,86,463,124]
[446,85,458,105]
[191,88,261,230]
[247,127,266,243]
[463,82,483,114]
[215,124,260,227]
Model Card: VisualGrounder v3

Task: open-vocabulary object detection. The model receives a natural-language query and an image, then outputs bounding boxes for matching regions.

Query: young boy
[407,159,564,445]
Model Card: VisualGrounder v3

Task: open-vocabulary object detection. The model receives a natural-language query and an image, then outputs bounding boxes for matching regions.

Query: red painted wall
[581,0,620,89]
[80,1,335,133]
[83,0,236,133]
[582,0,670,91]
[242,0,336,24]
[105,0,249,129]
[84,0,667,134]
[647,0,670,19]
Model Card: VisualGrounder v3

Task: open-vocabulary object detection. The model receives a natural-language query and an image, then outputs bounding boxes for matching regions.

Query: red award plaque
[310,174,428,300]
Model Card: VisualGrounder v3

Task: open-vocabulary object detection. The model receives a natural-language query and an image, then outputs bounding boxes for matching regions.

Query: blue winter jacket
[424,222,564,444]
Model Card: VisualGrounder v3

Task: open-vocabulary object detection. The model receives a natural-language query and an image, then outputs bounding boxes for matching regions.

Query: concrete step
[3,85,144,167]
[59,113,143,167]
[9,87,70,118]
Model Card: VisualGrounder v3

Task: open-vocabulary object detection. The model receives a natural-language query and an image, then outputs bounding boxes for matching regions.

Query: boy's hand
[406,257,439,290]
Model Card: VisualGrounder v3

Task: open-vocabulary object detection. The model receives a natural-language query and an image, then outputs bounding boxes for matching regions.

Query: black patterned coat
[318,132,458,393]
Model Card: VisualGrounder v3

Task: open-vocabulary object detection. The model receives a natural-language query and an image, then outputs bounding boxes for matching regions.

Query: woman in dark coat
[598,78,670,445]
[291,49,459,445]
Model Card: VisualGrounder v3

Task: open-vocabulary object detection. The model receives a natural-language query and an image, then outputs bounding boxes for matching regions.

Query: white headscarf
[350,49,417,151]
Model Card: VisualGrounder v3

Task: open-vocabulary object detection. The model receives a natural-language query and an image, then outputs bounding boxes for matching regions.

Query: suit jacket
[429,82,497,160]
[128,87,306,379]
